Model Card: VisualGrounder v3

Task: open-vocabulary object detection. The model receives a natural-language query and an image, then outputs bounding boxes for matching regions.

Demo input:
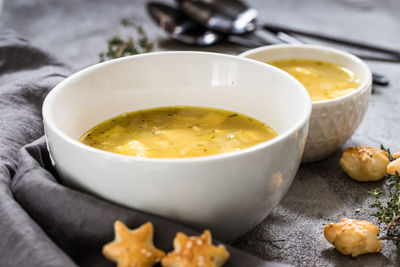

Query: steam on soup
[269,59,360,102]
[79,106,278,158]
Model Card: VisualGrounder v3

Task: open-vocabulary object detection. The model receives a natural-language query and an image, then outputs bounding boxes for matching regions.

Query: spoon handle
[262,23,400,58]
[372,73,389,86]
[226,34,268,48]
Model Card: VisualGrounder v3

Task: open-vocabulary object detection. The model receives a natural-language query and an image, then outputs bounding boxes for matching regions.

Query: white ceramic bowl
[43,51,311,240]
[240,44,372,162]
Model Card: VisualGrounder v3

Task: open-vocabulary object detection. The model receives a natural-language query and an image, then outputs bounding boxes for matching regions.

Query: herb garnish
[99,19,154,62]
[368,145,400,242]
[381,144,395,161]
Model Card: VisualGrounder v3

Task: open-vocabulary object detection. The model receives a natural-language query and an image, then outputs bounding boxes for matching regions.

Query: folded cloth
[0,30,285,267]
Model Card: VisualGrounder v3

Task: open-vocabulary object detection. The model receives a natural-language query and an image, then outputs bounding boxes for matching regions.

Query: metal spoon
[148,2,388,85]
[147,2,267,47]
[177,0,400,59]
[176,0,389,85]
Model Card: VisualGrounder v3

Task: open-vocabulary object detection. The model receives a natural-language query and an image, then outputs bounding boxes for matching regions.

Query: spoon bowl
[177,0,256,34]
[148,2,223,46]
[176,0,257,34]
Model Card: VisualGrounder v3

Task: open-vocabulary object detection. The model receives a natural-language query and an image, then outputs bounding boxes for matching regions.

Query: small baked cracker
[102,221,165,267]
[387,157,400,176]
[387,151,400,176]
[392,151,400,158]
[162,230,229,267]
[340,146,389,182]
[324,218,382,257]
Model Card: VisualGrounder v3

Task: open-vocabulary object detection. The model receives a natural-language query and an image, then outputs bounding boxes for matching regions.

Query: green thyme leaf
[99,18,154,62]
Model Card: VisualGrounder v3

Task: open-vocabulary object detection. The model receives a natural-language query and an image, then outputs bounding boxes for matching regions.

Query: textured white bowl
[43,52,311,240]
[240,44,372,162]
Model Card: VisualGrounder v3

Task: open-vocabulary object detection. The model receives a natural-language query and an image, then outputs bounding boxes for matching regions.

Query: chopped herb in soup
[79,106,277,158]
[269,59,360,102]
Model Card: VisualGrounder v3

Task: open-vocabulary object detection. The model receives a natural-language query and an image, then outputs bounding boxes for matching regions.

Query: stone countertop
[2,0,399,266]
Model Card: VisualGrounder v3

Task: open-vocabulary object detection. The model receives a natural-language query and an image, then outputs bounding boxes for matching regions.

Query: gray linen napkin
[0,30,286,267]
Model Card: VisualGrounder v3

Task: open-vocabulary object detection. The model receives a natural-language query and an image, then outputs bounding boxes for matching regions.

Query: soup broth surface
[79,106,277,158]
[269,59,360,101]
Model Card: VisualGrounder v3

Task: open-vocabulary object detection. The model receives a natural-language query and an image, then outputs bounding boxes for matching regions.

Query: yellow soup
[269,59,360,101]
[79,106,278,158]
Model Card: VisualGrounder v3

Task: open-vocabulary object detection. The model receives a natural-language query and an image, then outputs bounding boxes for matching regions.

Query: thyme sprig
[368,145,400,242]
[381,144,395,161]
[99,19,154,62]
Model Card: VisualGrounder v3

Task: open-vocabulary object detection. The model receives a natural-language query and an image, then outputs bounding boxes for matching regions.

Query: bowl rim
[43,51,312,163]
[239,44,372,107]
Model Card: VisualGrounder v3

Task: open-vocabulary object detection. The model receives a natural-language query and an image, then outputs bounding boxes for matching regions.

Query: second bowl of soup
[240,44,372,162]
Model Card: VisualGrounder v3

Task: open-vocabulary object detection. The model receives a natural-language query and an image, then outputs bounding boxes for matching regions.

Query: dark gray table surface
[2,0,400,266]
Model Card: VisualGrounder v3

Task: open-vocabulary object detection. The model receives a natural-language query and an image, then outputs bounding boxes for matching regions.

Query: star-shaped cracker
[162,230,230,267]
[102,221,165,267]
